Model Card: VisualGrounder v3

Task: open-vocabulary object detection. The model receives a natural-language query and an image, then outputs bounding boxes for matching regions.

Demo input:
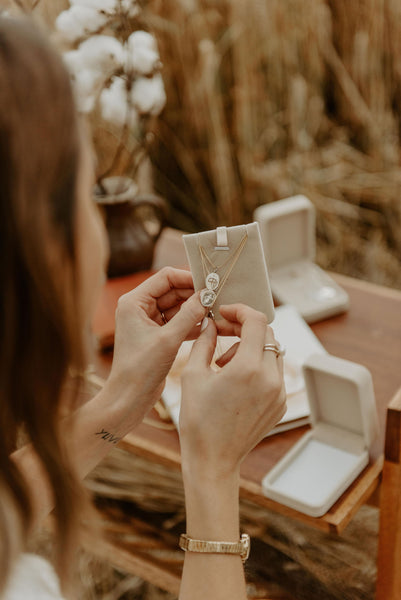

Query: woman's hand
[179,304,286,481]
[106,267,206,427]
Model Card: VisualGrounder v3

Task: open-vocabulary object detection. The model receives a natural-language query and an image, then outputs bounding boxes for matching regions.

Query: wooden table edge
[119,432,384,535]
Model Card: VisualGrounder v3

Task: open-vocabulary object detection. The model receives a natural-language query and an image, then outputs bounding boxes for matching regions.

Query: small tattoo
[95,428,121,444]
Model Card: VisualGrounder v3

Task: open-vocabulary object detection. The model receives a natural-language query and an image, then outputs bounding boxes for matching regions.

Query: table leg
[376,388,401,600]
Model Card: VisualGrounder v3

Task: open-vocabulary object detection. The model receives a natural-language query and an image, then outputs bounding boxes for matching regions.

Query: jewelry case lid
[302,353,379,451]
[254,195,315,269]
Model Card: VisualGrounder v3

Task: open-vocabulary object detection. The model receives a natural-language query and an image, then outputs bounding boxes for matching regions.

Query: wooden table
[94,228,401,534]
[90,228,401,597]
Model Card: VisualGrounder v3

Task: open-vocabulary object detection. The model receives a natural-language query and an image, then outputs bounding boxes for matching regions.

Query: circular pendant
[200,288,217,308]
[205,272,220,291]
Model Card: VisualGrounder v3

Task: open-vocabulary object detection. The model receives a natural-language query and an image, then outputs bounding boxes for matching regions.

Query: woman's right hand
[179,304,286,481]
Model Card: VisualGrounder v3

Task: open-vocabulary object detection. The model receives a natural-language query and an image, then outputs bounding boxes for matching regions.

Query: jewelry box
[183,222,275,322]
[261,353,379,517]
[253,195,349,323]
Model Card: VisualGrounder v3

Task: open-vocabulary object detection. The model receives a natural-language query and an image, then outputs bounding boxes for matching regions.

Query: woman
[0,16,286,600]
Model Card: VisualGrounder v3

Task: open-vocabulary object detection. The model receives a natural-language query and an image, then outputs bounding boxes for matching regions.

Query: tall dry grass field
[6,0,401,286]
[147,0,401,287]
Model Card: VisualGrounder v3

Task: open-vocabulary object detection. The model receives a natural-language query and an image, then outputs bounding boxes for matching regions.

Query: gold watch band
[179,533,250,563]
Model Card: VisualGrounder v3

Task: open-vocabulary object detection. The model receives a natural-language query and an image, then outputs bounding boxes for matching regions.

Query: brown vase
[95,176,167,278]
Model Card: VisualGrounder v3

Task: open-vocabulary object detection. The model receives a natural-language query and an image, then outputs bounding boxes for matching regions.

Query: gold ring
[160,311,168,324]
[263,342,285,357]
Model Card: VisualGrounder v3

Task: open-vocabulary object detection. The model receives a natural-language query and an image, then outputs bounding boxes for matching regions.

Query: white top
[3,554,65,600]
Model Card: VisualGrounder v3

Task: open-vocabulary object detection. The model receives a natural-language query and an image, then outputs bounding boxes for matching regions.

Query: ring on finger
[160,311,168,325]
[263,342,285,357]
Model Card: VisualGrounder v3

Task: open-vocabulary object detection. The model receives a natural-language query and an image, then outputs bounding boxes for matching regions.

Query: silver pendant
[200,288,217,308]
[205,272,220,291]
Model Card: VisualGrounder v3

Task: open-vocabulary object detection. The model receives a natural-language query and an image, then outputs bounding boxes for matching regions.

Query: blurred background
[5,0,401,288]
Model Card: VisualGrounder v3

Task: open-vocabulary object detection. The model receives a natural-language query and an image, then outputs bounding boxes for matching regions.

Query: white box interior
[271,260,348,321]
[254,196,349,322]
[254,196,315,268]
[265,437,367,514]
[304,354,378,446]
[262,354,378,517]
[308,370,365,433]
[255,196,315,269]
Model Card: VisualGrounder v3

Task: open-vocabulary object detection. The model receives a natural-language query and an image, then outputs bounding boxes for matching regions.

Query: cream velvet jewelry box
[183,222,275,322]
[254,195,349,323]
[261,353,379,517]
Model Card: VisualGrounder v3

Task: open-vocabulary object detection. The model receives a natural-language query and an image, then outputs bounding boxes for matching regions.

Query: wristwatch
[179,533,251,563]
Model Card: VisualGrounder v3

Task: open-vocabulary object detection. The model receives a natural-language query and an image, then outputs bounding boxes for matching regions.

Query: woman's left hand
[105,267,206,427]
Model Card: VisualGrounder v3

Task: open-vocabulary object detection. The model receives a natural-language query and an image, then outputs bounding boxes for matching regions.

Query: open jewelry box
[261,353,379,517]
[254,195,349,323]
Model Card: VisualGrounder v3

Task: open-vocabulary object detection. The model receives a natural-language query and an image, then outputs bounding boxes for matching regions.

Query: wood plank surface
[93,228,401,534]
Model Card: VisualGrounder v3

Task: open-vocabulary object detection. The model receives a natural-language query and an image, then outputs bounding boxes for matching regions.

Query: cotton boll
[73,69,105,113]
[56,6,108,42]
[76,92,97,114]
[100,77,130,127]
[78,35,125,73]
[126,31,160,75]
[75,68,105,98]
[130,74,166,116]
[128,30,158,52]
[63,50,81,77]
[121,0,140,17]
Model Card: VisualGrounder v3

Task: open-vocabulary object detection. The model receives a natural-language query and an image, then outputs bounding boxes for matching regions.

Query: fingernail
[200,317,209,332]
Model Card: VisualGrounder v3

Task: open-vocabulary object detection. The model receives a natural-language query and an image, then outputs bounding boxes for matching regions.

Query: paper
[162,304,326,435]
[268,304,327,431]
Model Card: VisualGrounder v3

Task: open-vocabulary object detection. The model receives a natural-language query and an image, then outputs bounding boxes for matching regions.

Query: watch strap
[179,533,250,563]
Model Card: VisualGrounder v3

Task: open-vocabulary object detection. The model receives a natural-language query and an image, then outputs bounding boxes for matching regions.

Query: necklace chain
[198,231,248,313]
[199,242,241,273]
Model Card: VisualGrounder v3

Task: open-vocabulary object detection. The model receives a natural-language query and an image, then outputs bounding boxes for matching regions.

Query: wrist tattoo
[95,428,121,444]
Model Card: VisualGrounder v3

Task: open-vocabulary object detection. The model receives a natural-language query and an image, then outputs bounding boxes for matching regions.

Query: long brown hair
[0,17,87,592]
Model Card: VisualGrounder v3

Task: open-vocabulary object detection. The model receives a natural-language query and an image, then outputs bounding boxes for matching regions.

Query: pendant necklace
[198,230,248,317]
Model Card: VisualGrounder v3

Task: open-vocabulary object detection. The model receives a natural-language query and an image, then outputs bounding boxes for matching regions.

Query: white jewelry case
[261,353,379,517]
[253,195,349,323]
[183,222,275,322]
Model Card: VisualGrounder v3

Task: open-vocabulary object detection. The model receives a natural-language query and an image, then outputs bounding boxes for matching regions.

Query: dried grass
[8,0,401,286]
[3,0,68,23]
[146,0,401,288]
[84,448,378,600]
